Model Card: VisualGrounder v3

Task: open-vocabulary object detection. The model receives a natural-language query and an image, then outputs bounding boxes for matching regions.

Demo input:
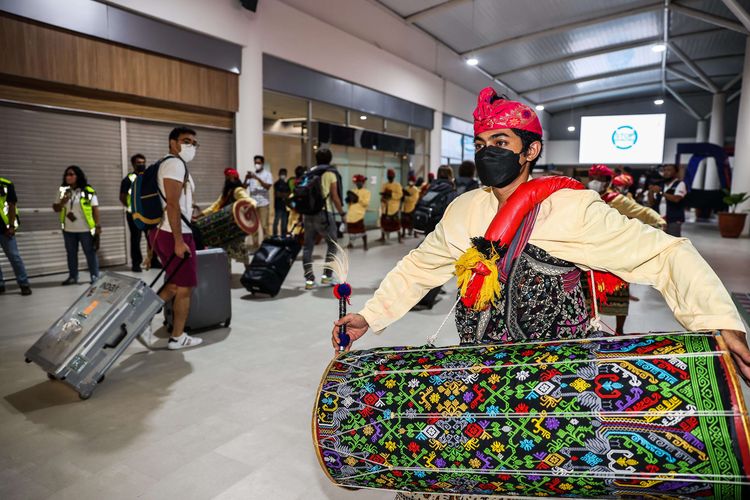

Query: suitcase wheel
[25,358,31,363]
[47,373,56,380]
[224,317,231,328]
[96,374,105,384]
[78,392,91,400]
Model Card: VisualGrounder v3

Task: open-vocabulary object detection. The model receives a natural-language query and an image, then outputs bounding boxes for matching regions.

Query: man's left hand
[721,329,750,385]
[6,227,15,237]
[94,226,102,235]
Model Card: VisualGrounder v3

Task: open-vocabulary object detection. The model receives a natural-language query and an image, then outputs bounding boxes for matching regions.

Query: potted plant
[718,191,749,238]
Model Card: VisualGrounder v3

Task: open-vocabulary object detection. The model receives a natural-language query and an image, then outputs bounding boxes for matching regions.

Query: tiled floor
[1,222,748,499]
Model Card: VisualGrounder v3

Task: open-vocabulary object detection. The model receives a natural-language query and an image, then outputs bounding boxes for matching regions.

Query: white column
[731,37,750,230]
[705,92,726,190]
[692,119,708,189]
[430,110,443,174]
[235,44,264,178]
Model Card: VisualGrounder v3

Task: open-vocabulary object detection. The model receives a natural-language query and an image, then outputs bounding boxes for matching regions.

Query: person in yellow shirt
[379,168,403,243]
[587,163,666,334]
[345,174,371,250]
[400,175,420,239]
[333,86,750,386]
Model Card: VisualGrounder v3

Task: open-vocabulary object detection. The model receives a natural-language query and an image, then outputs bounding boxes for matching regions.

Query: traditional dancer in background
[345,174,371,250]
[400,175,419,239]
[587,163,665,334]
[333,85,748,397]
[378,168,403,243]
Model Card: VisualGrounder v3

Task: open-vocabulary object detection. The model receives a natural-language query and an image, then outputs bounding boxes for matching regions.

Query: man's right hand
[174,239,191,258]
[332,313,370,354]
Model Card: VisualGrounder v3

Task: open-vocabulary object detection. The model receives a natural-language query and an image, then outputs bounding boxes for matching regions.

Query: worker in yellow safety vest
[53,165,100,285]
[0,176,32,295]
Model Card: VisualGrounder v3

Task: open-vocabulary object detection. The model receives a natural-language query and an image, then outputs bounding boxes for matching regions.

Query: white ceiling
[375,0,748,113]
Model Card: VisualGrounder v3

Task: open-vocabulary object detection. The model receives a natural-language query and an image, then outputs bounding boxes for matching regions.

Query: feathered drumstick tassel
[455,237,505,311]
[324,240,352,351]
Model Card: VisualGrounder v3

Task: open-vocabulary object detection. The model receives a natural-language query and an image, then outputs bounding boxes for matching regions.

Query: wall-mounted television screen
[579,114,666,164]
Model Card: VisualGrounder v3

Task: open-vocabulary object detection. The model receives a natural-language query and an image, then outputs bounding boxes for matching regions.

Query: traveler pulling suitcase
[24,257,186,400]
[241,236,301,296]
[165,248,231,331]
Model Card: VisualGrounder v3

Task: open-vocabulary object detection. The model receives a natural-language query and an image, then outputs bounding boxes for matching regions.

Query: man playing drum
[333,86,749,387]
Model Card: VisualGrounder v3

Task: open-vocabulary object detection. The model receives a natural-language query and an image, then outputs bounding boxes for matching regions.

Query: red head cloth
[224,168,239,178]
[428,172,435,181]
[386,169,396,178]
[352,174,367,183]
[473,87,543,136]
[589,164,614,178]
[612,174,633,187]
[408,175,416,182]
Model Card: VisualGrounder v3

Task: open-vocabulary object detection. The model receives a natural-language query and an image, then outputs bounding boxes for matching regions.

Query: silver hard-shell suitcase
[24,272,164,399]
[166,248,232,332]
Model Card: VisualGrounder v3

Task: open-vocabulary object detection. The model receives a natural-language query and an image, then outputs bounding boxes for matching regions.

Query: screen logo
[611,125,638,150]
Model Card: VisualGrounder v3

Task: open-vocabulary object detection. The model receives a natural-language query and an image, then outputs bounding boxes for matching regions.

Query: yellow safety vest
[125,172,136,208]
[0,177,20,230]
[60,185,96,231]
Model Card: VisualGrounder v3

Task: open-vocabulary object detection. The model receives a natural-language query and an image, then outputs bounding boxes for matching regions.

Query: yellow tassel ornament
[455,246,502,311]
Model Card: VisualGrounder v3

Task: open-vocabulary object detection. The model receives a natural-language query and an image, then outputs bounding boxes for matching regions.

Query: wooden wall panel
[0,15,239,112]
[0,83,233,129]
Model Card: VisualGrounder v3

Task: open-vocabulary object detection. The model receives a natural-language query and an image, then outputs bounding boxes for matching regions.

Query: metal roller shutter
[0,104,126,278]
[125,121,234,208]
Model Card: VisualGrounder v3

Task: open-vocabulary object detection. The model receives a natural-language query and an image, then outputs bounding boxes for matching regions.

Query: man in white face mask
[148,126,203,350]
[244,154,273,247]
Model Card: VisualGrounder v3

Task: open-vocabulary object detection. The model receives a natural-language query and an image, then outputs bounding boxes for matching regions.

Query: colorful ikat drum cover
[313,332,750,498]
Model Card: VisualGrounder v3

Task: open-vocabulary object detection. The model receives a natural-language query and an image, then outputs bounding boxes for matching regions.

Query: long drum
[313,332,750,498]
[193,199,258,248]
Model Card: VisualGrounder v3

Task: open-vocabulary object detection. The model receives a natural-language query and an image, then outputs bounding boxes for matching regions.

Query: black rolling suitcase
[241,236,301,296]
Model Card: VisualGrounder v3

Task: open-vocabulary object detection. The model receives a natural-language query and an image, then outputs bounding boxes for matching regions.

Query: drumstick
[324,240,351,351]
[334,283,352,350]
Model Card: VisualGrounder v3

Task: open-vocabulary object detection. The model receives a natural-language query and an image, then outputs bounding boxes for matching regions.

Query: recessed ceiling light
[466,57,479,66]
[654,98,664,105]
[535,104,545,111]
[652,44,666,53]
[360,115,367,120]
[567,125,576,132]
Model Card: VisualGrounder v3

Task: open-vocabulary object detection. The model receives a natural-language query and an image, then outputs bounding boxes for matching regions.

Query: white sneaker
[167,333,204,350]
[305,280,315,290]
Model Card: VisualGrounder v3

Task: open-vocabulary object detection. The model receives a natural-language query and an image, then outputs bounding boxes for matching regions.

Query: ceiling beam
[492,27,720,79]
[404,0,470,23]
[667,41,720,92]
[670,3,748,34]
[538,80,662,106]
[666,67,713,92]
[520,65,661,95]
[722,73,743,91]
[721,0,750,32]
[665,84,702,119]
[459,3,662,56]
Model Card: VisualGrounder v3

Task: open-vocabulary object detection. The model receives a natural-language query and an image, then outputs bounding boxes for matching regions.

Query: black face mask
[134,163,146,173]
[475,146,524,188]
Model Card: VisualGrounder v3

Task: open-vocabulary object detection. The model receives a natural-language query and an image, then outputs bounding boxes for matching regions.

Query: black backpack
[289,166,341,215]
[413,182,456,235]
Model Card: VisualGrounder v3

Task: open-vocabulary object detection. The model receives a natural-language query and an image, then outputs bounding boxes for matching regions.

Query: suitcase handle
[149,252,189,294]
[104,323,129,349]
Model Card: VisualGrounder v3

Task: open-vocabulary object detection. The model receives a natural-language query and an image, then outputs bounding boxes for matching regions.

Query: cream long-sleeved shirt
[607,191,665,228]
[359,187,744,334]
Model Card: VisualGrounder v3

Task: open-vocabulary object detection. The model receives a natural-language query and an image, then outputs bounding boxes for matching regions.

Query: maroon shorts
[148,230,198,288]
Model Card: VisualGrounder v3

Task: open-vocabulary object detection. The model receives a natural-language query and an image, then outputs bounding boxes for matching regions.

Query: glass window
[350,112,384,133]
[385,119,409,137]
[410,126,428,155]
[441,129,462,164]
[311,100,346,125]
[263,91,308,135]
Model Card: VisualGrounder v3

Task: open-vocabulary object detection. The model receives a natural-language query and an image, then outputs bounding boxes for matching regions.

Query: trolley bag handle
[149,252,189,295]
